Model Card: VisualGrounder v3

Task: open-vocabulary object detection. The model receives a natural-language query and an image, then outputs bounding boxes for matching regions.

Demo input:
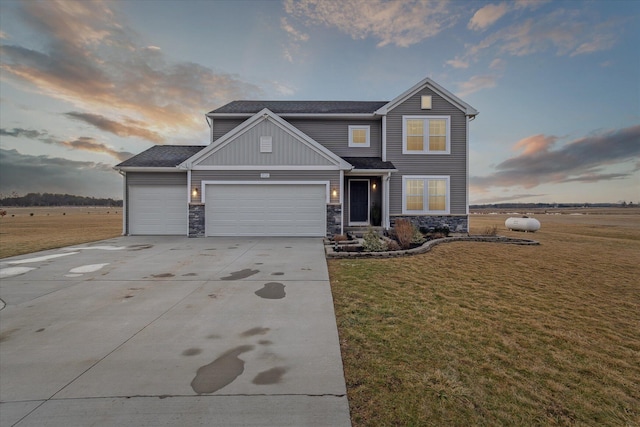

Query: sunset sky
[0,0,638,204]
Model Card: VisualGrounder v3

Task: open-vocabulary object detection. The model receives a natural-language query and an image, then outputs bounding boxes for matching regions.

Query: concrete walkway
[0,237,351,426]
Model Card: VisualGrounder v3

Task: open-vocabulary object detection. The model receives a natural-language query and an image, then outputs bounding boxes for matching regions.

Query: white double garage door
[129,183,327,237]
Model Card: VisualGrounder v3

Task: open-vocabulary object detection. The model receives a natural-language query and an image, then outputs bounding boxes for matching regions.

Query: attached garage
[128,185,187,235]
[204,183,327,237]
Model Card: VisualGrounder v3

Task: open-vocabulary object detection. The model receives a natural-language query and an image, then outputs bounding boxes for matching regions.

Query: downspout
[205,114,213,144]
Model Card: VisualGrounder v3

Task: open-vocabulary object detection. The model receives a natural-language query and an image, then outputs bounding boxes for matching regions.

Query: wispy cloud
[466,9,620,60]
[472,125,640,190]
[468,3,509,31]
[64,112,164,143]
[0,148,120,198]
[283,0,456,48]
[0,0,262,142]
[0,127,133,161]
[456,74,499,97]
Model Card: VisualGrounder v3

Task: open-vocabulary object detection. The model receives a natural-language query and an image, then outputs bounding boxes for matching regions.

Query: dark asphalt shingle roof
[342,157,397,170]
[116,145,206,168]
[210,100,388,115]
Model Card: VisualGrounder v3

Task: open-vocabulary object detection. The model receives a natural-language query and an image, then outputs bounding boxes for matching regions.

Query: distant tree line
[0,192,123,207]
[470,202,636,209]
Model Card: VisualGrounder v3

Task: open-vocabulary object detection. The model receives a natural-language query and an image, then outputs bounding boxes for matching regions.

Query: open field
[329,209,639,426]
[0,207,122,259]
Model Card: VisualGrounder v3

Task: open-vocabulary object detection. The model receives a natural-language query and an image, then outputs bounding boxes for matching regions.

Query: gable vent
[260,136,272,153]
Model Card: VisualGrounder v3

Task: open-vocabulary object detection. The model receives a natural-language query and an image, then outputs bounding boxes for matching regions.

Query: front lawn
[328,212,639,426]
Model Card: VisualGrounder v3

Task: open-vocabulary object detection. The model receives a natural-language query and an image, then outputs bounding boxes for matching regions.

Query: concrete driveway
[0,236,351,427]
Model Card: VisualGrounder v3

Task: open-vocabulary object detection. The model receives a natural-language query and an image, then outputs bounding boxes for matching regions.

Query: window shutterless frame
[401,175,450,214]
[402,116,450,154]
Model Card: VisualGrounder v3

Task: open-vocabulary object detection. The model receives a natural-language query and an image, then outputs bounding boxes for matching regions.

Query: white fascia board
[375,77,479,117]
[191,165,340,171]
[190,108,352,170]
[346,169,398,175]
[113,167,183,173]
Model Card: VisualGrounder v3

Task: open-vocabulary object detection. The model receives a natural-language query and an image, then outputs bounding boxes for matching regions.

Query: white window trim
[348,125,370,148]
[402,115,450,155]
[402,175,450,215]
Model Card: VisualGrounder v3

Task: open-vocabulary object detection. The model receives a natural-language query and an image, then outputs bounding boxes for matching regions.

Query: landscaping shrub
[385,240,400,251]
[394,219,415,249]
[411,227,425,245]
[334,234,348,242]
[362,228,385,252]
[483,225,498,236]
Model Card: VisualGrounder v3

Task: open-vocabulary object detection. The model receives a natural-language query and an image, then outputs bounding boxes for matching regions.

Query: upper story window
[348,125,370,148]
[402,116,450,154]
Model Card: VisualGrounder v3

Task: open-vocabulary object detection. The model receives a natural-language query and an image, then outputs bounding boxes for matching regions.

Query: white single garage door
[129,185,187,235]
[205,184,326,237]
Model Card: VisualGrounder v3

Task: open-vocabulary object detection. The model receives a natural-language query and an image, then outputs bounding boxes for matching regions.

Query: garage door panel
[129,185,187,235]
[206,184,326,237]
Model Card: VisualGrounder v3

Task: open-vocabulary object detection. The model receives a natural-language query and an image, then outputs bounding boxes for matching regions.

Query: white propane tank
[505,217,541,232]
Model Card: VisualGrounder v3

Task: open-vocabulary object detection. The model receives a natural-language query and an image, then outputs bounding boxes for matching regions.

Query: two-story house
[114,77,478,237]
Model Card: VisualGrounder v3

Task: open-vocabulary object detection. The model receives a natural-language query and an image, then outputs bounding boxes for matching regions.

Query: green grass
[329,213,640,426]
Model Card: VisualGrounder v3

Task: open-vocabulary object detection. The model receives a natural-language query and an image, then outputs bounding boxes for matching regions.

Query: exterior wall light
[192,187,199,198]
[331,189,338,197]
[372,183,377,190]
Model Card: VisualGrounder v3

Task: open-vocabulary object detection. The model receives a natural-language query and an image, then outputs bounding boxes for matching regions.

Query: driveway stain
[35,328,45,333]
[208,294,217,299]
[128,244,153,251]
[182,348,203,356]
[252,367,288,385]
[271,272,284,276]
[240,327,270,337]
[190,345,254,394]
[182,273,198,276]
[220,269,259,280]
[207,334,221,339]
[255,282,286,300]
[0,328,20,343]
[152,273,175,278]
[258,340,272,346]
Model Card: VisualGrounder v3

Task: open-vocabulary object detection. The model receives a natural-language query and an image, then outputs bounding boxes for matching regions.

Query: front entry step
[343,226,384,238]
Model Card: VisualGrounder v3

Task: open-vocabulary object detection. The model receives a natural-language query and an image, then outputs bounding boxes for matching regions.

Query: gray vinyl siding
[191,170,341,205]
[385,87,468,215]
[212,119,245,141]
[198,120,334,167]
[126,172,187,186]
[287,119,382,157]
[214,117,382,157]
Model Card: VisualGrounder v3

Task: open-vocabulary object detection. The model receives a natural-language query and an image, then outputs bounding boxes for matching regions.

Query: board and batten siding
[287,119,382,157]
[385,87,468,215]
[198,120,334,167]
[191,170,341,204]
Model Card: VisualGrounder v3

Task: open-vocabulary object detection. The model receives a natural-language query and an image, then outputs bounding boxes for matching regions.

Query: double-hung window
[348,125,370,147]
[402,116,450,154]
[402,176,450,214]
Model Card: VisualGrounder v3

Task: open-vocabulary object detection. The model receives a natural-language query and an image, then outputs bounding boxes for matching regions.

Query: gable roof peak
[376,77,478,117]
